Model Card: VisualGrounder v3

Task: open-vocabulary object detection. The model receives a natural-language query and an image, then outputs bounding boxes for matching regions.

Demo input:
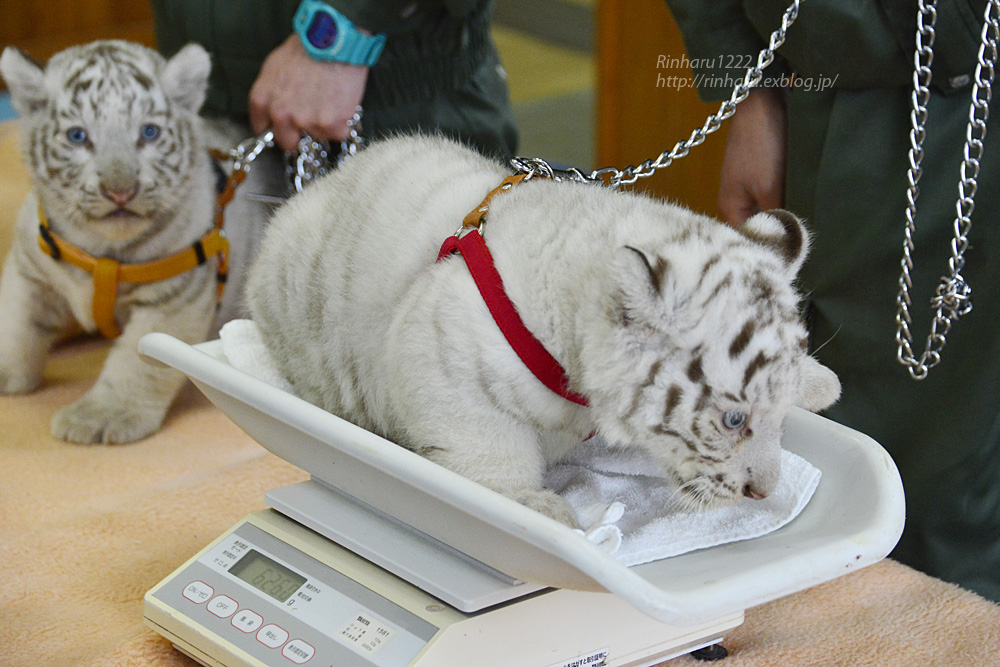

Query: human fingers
[248,78,272,137]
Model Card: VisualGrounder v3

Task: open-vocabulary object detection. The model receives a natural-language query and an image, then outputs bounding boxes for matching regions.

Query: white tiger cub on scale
[247,135,841,526]
[0,41,221,444]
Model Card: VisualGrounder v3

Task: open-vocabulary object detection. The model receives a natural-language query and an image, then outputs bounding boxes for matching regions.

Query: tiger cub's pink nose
[100,184,138,207]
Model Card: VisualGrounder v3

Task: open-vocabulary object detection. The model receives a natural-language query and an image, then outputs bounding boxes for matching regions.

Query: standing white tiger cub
[0,41,221,444]
[248,135,840,526]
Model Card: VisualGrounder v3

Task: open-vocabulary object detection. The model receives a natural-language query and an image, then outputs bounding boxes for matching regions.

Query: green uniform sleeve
[329,0,479,34]
[442,0,478,16]
[664,0,767,101]
[326,0,414,34]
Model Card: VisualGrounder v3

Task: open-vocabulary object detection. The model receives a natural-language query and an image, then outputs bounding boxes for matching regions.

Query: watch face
[306,11,338,50]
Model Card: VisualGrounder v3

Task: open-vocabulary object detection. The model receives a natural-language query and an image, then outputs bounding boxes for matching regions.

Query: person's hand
[717,87,787,226]
[249,34,369,151]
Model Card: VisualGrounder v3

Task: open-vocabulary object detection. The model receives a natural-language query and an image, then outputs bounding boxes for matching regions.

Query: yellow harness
[37,203,229,339]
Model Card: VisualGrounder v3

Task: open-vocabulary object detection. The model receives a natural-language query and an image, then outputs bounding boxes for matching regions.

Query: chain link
[287,106,365,193]
[225,106,365,195]
[230,129,275,174]
[510,0,803,186]
[895,0,999,380]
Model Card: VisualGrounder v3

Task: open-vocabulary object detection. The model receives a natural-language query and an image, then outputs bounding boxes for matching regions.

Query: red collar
[437,177,588,407]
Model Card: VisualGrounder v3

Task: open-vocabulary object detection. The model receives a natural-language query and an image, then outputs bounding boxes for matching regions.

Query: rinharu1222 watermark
[655,54,840,93]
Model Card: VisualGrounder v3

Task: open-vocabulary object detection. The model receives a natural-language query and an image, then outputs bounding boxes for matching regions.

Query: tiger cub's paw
[515,488,580,528]
[51,395,165,444]
[0,365,42,395]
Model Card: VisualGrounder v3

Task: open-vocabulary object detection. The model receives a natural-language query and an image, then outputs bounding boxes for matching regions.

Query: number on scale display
[228,549,307,603]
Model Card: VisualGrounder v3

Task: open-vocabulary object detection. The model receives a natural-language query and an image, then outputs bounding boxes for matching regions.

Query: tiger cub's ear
[739,209,809,276]
[160,43,211,114]
[610,245,675,339]
[0,47,47,115]
[798,355,841,412]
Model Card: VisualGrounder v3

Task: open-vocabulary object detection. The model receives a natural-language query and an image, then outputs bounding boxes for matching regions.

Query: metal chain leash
[895,0,1000,380]
[225,106,365,196]
[229,129,275,174]
[510,0,803,186]
[287,106,365,193]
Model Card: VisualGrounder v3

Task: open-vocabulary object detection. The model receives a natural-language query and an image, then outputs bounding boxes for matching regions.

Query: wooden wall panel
[596,0,728,217]
[0,0,155,89]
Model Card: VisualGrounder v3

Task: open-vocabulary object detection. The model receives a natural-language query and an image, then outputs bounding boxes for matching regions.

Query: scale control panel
[147,520,440,666]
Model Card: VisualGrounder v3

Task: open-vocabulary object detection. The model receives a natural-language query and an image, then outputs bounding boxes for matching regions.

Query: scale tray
[139,333,905,625]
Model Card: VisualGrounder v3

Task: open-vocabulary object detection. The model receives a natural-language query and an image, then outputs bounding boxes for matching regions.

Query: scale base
[144,510,743,667]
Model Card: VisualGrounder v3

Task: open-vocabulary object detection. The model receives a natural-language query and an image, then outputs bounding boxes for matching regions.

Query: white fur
[248,136,841,525]
[0,41,218,443]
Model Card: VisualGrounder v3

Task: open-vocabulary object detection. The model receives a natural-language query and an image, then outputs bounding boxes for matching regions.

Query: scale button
[257,624,289,649]
[232,609,263,633]
[182,581,214,604]
[282,639,315,664]
[207,595,239,619]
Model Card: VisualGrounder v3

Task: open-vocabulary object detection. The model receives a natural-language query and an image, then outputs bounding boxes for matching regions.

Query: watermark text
[655,54,839,93]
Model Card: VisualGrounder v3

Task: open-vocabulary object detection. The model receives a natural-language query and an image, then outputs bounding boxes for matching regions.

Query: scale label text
[337,610,396,654]
[547,647,610,667]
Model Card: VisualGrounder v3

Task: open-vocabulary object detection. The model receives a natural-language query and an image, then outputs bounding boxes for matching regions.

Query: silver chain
[895,0,999,380]
[511,0,803,186]
[287,106,365,193]
[226,106,365,195]
[230,128,275,173]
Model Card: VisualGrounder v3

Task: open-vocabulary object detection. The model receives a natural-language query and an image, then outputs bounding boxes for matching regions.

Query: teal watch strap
[293,0,386,66]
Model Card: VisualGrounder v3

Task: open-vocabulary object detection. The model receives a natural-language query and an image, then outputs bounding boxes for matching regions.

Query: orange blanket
[2,121,999,666]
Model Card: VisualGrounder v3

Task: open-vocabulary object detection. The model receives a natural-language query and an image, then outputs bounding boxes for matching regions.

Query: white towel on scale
[544,438,820,566]
[219,319,820,567]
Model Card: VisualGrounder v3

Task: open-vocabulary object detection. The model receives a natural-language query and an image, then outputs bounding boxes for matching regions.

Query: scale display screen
[228,549,307,603]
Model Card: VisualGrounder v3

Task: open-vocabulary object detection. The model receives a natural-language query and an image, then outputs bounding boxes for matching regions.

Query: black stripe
[743,351,771,390]
[624,360,662,422]
[729,320,755,358]
[654,427,699,452]
[662,384,683,423]
[38,225,61,260]
[687,354,704,383]
[193,240,206,265]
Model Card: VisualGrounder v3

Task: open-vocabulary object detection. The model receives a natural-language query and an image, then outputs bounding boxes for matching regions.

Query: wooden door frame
[595,0,728,217]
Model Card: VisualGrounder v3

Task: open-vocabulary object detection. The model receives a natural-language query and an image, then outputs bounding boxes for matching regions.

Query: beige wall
[1,0,155,89]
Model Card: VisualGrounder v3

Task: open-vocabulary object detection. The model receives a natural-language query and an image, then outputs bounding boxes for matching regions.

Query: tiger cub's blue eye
[722,411,747,430]
[140,124,161,142]
[66,127,89,145]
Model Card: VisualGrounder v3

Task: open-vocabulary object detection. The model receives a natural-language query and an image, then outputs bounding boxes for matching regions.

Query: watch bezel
[303,7,346,54]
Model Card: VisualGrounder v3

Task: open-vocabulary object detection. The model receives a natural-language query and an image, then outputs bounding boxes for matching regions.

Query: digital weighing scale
[139,333,905,667]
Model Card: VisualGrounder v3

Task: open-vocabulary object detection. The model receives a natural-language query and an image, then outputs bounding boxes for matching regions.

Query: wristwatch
[293,0,387,66]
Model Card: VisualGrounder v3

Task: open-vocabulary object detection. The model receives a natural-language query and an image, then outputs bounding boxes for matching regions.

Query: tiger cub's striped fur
[0,41,217,443]
[248,135,840,526]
